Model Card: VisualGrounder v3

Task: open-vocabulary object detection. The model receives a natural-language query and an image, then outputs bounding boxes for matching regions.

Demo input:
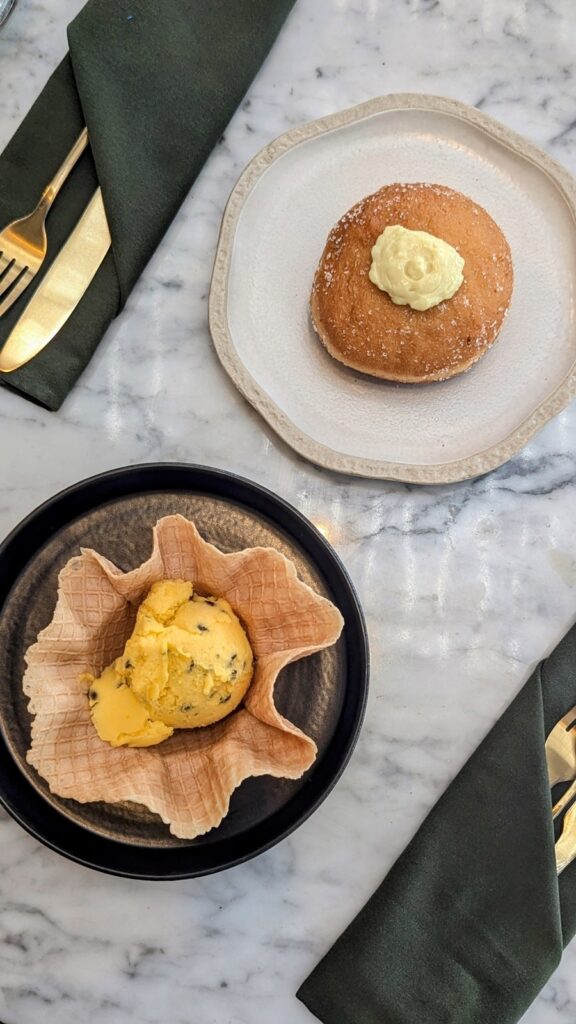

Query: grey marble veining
[1,1,576,1022]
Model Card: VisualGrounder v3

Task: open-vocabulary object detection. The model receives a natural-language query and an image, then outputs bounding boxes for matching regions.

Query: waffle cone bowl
[23,514,344,840]
[0,465,368,876]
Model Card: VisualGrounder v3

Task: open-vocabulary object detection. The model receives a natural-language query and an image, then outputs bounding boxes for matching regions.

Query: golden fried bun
[310,183,513,383]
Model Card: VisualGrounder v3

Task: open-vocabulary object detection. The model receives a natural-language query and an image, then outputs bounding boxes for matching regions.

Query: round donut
[310,183,513,383]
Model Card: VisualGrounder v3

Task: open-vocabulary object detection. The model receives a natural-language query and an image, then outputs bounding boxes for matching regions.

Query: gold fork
[545,703,576,819]
[0,127,88,317]
[547,703,576,875]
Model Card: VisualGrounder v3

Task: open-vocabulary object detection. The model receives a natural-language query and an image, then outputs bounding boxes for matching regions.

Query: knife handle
[40,127,89,209]
[553,778,576,820]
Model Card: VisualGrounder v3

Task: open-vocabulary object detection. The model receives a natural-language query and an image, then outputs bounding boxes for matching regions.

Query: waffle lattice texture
[24,515,344,838]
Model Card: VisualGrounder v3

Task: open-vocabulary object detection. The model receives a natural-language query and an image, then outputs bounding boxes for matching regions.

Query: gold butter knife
[0,187,111,373]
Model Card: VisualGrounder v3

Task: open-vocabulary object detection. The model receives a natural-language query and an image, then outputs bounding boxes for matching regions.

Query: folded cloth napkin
[0,0,295,410]
[298,623,576,1024]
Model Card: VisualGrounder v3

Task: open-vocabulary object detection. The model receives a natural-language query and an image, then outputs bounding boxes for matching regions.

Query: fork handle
[40,127,89,209]
[553,777,576,820]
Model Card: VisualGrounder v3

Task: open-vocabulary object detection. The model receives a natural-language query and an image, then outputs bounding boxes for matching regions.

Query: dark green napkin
[298,624,576,1024]
[0,0,295,410]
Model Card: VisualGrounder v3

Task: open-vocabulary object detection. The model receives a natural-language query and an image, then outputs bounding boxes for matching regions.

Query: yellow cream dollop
[368,224,464,311]
[85,580,254,748]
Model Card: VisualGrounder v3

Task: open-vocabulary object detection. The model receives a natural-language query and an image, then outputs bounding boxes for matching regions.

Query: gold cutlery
[546,703,576,874]
[0,187,111,373]
[0,127,89,317]
[545,703,576,819]
[556,799,576,875]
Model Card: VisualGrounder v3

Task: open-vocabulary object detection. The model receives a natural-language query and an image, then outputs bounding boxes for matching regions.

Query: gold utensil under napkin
[545,703,576,819]
[0,127,89,317]
[556,799,576,875]
[546,703,576,875]
[0,187,111,373]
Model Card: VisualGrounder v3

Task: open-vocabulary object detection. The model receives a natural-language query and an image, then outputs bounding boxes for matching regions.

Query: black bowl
[0,464,368,879]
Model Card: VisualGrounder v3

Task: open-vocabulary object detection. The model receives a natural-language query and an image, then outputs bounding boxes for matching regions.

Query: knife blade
[0,187,111,373]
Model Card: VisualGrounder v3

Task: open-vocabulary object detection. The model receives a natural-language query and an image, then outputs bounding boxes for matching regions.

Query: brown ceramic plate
[0,464,368,879]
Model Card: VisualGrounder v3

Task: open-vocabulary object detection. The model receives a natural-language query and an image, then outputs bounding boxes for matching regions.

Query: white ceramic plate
[209,94,576,483]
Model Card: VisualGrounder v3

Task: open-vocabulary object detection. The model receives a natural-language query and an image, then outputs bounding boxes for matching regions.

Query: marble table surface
[1,1,576,1022]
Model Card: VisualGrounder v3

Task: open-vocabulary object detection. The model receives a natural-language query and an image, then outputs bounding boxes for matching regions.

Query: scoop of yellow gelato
[86,579,254,747]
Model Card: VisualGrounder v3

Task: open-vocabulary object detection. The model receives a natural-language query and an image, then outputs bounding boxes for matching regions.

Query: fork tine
[559,705,576,730]
[0,262,25,298]
[0,267,33,317]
